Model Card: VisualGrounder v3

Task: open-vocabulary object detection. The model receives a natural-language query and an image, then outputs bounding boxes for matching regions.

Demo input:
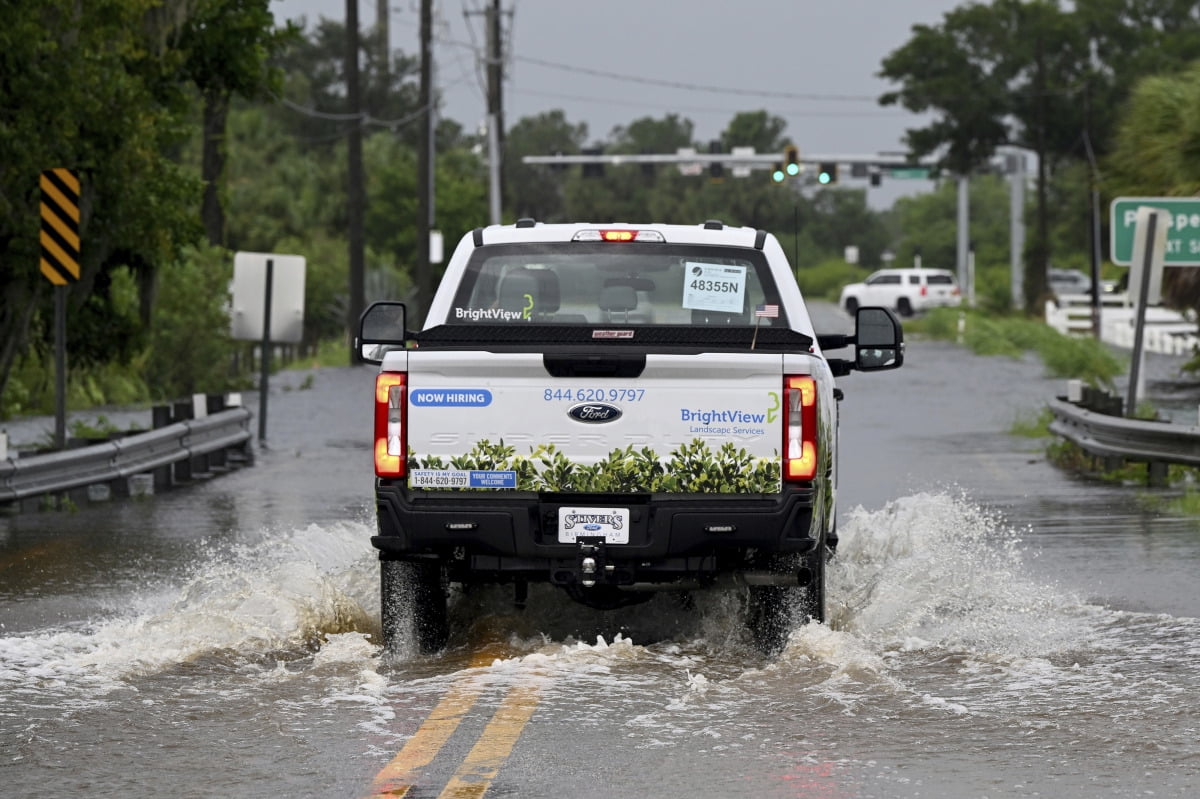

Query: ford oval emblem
[567,402,623,423]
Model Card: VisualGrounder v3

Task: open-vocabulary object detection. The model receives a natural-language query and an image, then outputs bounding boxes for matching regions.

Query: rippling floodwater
[2,308,1198,797]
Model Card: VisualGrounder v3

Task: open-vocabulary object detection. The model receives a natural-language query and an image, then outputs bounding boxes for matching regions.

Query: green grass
[1161,489,1200,516]
[909,307,1123,388]
[283,338,352,370]
[1009,406,1053,437]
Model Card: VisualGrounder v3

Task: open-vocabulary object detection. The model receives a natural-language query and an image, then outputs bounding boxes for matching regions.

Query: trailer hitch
[575,537,612,587]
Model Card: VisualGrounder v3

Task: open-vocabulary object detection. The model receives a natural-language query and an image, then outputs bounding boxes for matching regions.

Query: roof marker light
[572,229,666,243]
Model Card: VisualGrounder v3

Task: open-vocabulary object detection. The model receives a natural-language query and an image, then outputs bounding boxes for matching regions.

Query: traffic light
[708,140,724,181]
[771,163,785,183]
[581,147,605,178]
[784,145,801,177]
[817,162,838,185]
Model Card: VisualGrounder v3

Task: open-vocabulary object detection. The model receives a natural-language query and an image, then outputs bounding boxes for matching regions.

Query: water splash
[0,520,378,697]
[830,491,1093,658]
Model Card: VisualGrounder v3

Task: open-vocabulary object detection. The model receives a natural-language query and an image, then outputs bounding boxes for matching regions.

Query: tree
[879,0,1088,311]
[610,114,695,153]
[504,110,588,222]
[879,0,1200,313]
[1106,62,1200,320]
[177,0,298,246]
[0,0,203,413]
[720,111,788,155]
[270,17,420,151]
[364,132,487,300]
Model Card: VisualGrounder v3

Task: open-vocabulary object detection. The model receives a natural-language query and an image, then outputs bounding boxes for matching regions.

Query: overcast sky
[271,0,965,202]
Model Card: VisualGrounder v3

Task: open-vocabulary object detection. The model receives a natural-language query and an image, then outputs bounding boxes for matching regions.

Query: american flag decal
[754,303,779,318]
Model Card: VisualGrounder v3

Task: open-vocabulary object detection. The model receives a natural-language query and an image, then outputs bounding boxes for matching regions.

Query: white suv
[839,268,961,317]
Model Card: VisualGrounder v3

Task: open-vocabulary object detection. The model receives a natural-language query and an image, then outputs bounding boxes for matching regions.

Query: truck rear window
[446,242,787,327]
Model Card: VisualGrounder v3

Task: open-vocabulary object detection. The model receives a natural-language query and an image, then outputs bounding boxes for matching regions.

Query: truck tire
[746,549,826,655]
[844,297,859,315]
[381,559,449,655]
[798,547,827,624]
[896,297,914,317]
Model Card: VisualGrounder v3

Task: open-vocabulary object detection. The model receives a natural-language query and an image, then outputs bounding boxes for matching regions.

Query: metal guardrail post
[0,399,252,511]
[1048,392,1200,484]
[152,404,173,490]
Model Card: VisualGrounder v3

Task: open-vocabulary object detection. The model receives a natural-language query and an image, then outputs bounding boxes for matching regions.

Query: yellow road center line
[364,652,498,798]
[364,681,484,797]
[436,684,542,799]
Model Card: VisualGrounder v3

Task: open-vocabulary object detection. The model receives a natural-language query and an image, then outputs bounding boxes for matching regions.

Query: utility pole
[376,0,389,85]
[416,0,432,322]
[1008,151,1026,310]
[486,0,504,224]
[956,175,969,291]
[346,0,365,362]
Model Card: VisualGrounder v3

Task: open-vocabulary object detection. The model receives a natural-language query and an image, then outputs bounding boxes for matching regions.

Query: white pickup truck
[357,219,903,654]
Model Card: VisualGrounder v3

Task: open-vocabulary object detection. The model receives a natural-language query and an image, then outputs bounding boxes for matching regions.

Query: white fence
[1045,293,1200,356]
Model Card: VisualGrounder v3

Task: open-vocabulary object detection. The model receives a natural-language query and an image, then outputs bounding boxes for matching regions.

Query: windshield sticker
[682,262,747,313]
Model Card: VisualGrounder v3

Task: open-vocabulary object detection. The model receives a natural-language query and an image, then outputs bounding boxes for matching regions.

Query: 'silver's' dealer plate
[557,506,630,544]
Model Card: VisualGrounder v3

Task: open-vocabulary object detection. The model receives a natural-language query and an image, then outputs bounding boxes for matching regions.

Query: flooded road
[2,304,1198,798]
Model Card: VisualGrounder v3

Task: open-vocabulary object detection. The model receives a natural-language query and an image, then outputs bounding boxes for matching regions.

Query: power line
[510,86,917,119]
[510,54,878,103]
[403,23,877,103]
[281,97,437,131]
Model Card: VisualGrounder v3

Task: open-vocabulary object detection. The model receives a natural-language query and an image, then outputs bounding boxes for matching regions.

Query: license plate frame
[557,506,630,544]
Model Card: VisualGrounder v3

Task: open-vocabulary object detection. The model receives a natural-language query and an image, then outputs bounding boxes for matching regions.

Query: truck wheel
[896,297,914,317]
[844,297,859,315]
[746,549,827,654]
[747,584,792,655]
[381,559,448,655]
[797,547,826,624]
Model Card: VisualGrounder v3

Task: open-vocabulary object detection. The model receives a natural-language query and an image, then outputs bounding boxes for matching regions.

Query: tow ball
[575,537,612,587]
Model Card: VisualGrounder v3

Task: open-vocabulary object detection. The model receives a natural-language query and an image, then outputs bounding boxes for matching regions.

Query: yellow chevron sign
[39,168,81,284]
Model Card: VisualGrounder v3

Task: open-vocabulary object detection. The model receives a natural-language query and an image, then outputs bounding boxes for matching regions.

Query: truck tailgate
[406,351,787,486]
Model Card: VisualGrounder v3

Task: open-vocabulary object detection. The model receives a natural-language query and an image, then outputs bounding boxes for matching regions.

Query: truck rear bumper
[372,481,823,583]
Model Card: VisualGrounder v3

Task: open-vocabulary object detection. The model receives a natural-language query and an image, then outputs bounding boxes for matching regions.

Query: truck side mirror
[854,307,904,371]
[356,301,409,365]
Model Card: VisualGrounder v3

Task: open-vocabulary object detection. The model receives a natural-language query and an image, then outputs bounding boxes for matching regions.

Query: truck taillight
[375,372,406,478]
[783,375,818,482]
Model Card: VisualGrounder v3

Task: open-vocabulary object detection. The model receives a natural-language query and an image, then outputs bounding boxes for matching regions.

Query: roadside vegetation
[908,307,1125,388]
[4,0,1200,435]
[914,304,1200,500]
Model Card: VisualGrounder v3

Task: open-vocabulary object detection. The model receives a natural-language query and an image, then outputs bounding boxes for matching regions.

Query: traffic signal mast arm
[521,150,935,181]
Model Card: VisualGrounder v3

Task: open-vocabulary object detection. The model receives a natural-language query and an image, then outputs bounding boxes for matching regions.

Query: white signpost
[231,252,306,344]
[231,252,307,443]
[1125,207,1170,416]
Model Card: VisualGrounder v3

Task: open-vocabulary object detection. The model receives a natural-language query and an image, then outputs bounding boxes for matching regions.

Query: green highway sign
[1110,197,1200,266]
[888,167,930,180]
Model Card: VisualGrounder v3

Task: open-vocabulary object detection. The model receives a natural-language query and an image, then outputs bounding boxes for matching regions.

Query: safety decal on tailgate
[409,469,517,489]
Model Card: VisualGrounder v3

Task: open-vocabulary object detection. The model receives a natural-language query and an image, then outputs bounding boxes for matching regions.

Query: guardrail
[1047,388,1200,486]
[0,396,252,512]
